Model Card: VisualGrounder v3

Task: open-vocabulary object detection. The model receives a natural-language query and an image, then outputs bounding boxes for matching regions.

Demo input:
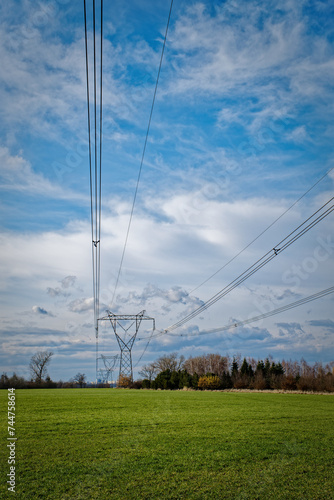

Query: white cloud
[32,305,54,317]
[166,1,334,133]
[46,276,77,298]
[286,125,308,143]
[47,287,68,298]
[69,297,94,314]
[0,26,85,139]
[0,226,92,307]
[0,8,161,146]
[61,276,77,289]
[0,147,55,193]
[0,147,87,200]
[114,284,204,317]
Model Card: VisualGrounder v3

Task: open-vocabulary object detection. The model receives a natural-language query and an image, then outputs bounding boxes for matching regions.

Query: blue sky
[1,0,334,382]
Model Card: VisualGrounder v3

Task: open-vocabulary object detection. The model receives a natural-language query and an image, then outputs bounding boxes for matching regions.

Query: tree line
[2,350,334,392]
[136,352,334,392]
[0,351,87,389]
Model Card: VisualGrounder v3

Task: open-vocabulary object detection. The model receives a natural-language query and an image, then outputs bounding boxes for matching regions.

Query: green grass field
[1,389,334,499]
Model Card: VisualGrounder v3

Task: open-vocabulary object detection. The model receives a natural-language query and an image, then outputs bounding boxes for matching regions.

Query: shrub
[252,373,267,390]
[296,376,314,392]
[269,374,283,390]
[142,379,151,389]
[323,374,334,392]
[313,374,334,392]
[117,375,132,388]
[131,380,143,389]
[198,375,221,390]
[281,375,297,390]
[233,375,251,389]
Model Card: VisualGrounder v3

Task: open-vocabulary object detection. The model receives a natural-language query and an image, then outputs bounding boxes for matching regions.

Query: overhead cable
[163,197,334,333]
[83,0,103,334]
[133,326,156,368]
[83,0,95,313]
[110,0,174,307]
[189,165,334,295]
[138,285,334,341]
[98,0,103,332]
[176,285,334,337]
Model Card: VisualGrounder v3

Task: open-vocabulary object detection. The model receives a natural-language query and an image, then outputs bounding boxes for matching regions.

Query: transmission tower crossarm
[102,310,154,321]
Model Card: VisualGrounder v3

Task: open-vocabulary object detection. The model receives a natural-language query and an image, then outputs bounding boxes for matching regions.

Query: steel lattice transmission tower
[97,354,119,384]
[99,310,155,382]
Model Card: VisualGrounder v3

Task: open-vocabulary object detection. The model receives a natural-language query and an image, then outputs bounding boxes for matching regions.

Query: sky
[0,0,334,383]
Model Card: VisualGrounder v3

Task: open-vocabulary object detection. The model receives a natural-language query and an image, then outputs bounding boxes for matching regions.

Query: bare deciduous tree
[29,351,53,383]
[138,363,157,381]
[183,354,230,377]
[73,373,86,388]
[154,352,185,373]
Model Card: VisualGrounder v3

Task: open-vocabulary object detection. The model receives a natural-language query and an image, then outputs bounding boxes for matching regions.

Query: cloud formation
[307,319,334,330]
[68,297,95,314]
[47,275,77,297]
[32,306,54,317]
[1,0,334,381]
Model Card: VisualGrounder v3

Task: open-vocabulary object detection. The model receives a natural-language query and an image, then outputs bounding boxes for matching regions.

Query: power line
[83,0,103,371]
[135,166,334,349]
[97,0,103,334]
[163,197,334,333]
[189,165,334,295]
[83,0,95,318]
[133,325,156,368]
[135,197,334,342]
[165,197,334,331]
[81,3,333,370]
[199,285,334,337]
[110,0,174,307]
[138,285,334,341]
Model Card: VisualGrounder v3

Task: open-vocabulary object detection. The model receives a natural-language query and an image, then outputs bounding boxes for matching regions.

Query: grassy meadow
[1,389,334,499]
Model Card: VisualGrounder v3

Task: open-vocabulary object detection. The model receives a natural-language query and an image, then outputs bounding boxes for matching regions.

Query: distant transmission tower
[97,354,119,385]
[99,310,155,382]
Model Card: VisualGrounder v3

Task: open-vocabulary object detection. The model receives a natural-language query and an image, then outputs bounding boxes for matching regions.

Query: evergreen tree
[191,373,199,389]
[221,371,233,389]
[270,362,284,376]
[231,358,239,378]
[240,358,249,376]
[154,369,172,389]
[256,360,265,375]
[170,370,180,390]
[264,358,271,377]
[0,372,9,388]
[179,370,192,388]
